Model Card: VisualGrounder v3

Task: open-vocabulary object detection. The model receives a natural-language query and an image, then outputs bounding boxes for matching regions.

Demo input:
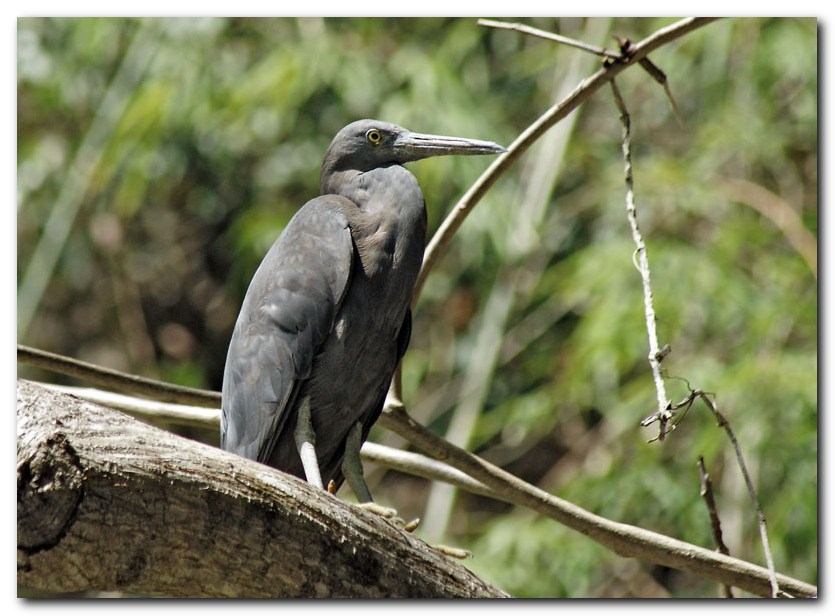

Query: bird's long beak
[393,131,507,161]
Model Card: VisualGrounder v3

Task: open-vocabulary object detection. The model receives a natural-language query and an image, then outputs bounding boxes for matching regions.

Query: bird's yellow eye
[366,129,382,145]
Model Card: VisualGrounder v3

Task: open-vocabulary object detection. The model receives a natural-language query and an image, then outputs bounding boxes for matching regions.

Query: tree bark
[16,379,508,598]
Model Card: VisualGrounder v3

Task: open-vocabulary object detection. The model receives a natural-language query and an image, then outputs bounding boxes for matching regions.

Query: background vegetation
[17,17,817,598]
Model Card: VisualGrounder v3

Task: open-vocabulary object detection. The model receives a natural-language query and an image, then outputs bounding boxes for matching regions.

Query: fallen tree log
[16,379,508,598]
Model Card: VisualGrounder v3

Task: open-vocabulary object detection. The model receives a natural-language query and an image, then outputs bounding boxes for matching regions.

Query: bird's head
[321,119,506,180]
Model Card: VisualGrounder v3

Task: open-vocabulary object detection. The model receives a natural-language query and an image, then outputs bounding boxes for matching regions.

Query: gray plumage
[221,119,504,496]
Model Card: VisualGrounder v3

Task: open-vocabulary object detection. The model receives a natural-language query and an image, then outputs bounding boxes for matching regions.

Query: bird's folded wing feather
[221,195,354,463]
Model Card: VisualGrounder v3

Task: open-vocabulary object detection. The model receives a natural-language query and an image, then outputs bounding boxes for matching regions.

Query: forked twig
[609,74,780,596]
[659,388,782,598]
[477,19,621,59]
[697,391,781,598]
[613,36,684,126]
[477,20,684,126]
[414,17,720,303]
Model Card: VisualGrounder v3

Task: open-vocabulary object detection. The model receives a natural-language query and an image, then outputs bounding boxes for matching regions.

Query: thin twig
[477,19,621,59]
[698,455,735,598]
[15,349,814,598]
[614,36,684,127]
[609,79,671,435]
[17,344,220,408]
[607,78,783,595]
[413,17,721,303]
[696,392,781,598]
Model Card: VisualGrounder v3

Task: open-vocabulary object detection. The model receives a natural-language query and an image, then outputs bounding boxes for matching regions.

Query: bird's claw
[403,518,420,533]
[357,501,400,521]
[355,503,422,533]
[431,544,473,560]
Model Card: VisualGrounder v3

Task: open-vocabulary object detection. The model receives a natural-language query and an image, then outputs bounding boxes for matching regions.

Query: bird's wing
[323,307,413,489]
[220,195,354,463]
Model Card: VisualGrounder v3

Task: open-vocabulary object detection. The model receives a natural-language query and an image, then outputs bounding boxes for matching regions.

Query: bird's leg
[342,421,399,520]
[342,420,374,503]
[294,397,323,490]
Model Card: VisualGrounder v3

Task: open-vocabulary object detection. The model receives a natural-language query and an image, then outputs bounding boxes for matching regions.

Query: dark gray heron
[221,119,505,507]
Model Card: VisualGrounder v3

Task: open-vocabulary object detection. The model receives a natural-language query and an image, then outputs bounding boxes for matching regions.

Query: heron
[220,119,505,510]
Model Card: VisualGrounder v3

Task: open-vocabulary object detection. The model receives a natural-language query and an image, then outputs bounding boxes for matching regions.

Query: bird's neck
[321,166,424,221]
[322,166,427,277]
[320,168,361,198]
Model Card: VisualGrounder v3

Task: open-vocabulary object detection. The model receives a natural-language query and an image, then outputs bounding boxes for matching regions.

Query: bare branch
[18,344,220,408]
[39,383,220,432]
[414,17,720,302]
[477,18,621,58]
[698,456,735,598]
[696,392,781,598]
[361,442,492,497]
[376,399,813,598]
[610,79,671,433]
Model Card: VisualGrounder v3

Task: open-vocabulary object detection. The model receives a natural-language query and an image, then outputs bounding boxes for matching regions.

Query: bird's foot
[330,470,420,533]
[355,502,420,534]
[402,517,420,533]
[353,501,468,557]
[356,501,407,529]
[430,544,473,560]
[356,500,399,520]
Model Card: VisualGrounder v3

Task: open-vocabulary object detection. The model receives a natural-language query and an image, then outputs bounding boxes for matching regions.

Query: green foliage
[17,17,816,597]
